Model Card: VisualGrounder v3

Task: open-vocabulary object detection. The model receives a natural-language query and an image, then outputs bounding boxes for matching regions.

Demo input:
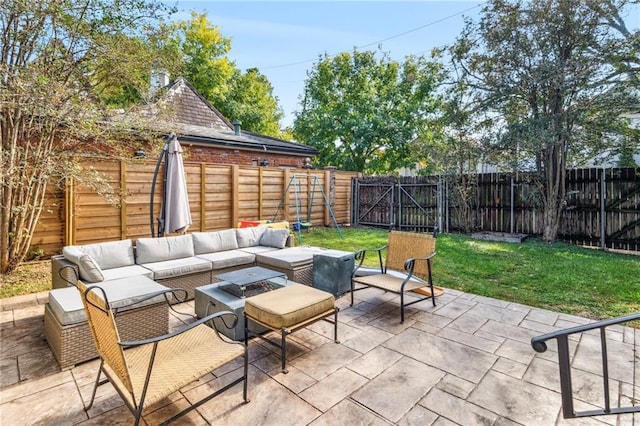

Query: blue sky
[168,1,486,127]
[167,1,639,129]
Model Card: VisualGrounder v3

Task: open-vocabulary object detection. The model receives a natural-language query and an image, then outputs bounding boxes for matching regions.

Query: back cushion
[136,234,194,264]
[236,226,267,248]
[78,239,135,270]
[192,230,239,254]
[259,228,290,249]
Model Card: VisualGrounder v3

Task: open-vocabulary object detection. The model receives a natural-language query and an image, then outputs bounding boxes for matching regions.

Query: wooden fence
[352,168,639,252]
[31,160,359,257]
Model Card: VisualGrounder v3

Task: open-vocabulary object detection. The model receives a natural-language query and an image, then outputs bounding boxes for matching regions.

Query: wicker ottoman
[44,277,170,369]
[244,283,339,373]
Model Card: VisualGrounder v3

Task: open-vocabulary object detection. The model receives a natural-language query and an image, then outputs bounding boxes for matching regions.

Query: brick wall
[183,144,307,168]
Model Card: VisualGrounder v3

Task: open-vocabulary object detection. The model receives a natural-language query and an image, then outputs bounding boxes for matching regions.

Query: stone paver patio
[0,286,637,425]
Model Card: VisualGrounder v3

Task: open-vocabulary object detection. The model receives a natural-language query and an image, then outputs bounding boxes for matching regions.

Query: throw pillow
[62,246,104,283]
[260,228,290,249]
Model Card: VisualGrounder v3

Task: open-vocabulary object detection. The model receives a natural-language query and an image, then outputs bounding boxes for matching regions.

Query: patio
[1,286,637,425]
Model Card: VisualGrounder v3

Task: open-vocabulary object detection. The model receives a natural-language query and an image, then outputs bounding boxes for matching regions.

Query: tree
[448,0,639,242]
[167,12,234,104]
[164,13,284,135]
[1,0,174,273]
[293,50,445,174]
[222,68,284,136]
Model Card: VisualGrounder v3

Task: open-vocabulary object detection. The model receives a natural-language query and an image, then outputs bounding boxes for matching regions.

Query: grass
[0,260,51,298]
[300,226,640,320]
[2,226,639,321]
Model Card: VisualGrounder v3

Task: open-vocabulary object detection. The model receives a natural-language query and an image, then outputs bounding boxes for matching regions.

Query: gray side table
[312,249,355,298]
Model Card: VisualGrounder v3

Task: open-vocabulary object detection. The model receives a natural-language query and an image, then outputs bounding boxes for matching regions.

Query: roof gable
[164,77,232,130]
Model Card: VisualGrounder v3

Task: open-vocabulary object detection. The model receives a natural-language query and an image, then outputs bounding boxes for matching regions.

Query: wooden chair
[78,281,248,425]
[351,230,443,323]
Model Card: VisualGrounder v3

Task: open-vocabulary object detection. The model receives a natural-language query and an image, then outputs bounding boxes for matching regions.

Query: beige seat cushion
[255,246,322,269]
[245,284,335,329]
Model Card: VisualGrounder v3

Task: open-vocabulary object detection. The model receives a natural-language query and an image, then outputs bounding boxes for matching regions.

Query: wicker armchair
[351,230,443,323]
[78,281,248,425]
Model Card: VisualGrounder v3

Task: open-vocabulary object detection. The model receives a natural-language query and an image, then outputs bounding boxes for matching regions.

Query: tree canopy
[222,68,283,136]
[293,50,445,174]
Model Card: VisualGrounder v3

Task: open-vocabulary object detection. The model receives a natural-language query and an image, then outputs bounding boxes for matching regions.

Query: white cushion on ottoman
[255,246,323,269]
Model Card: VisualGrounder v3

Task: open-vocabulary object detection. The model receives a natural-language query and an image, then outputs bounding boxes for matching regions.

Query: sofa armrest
[51,255,79,289]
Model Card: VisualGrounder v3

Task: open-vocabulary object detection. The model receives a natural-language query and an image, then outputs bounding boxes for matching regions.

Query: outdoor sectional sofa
[46,224,293,368]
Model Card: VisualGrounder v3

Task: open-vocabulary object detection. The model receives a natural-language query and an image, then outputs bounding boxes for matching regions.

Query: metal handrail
[531,312,640,419]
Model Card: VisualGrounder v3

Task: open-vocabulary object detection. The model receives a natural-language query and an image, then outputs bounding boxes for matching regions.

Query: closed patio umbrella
[163,136,191,235]
[150,134,191,236]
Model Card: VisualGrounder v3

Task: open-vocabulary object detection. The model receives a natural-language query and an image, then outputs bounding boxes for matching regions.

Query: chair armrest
[401,252,437,287]
[52,256,79,289]
[353,244,388,275]
[403,252,436,273]
[119,311,240,347]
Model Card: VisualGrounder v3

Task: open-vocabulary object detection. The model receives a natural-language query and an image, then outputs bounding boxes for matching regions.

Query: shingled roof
[160,77,316,157]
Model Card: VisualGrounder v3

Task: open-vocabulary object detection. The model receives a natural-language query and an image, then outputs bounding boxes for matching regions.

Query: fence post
[64,176,75,245]
[351,177,358,226]
[231,165,239,228]
[120,161,127,240]
[324,170,331,226]
[396,180,401,231]
[510,175,515,234]
[283,168,291,223]
[600,168,606,251]
[200,164,206,231]
[258,167,264,220]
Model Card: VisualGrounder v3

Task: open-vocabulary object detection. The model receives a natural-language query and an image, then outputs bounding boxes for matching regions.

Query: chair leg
[244,313,249,347]
[280,329,290,374]
[400,293,405,324]
[333,308,340,344]
[84,361,105,411]
[243,344,249,403]
[430,283,436,307]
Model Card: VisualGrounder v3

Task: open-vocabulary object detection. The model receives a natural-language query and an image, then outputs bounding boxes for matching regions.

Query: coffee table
[215,266,286,298]
[195,267,289,340]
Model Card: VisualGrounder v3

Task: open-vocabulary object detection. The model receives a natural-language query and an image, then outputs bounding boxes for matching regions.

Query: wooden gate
[351,176,441,232]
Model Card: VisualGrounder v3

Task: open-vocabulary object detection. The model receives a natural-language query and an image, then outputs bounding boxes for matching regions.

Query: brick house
[155,77,316,168]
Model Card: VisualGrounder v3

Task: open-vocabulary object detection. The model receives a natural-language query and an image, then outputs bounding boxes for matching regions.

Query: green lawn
[300,226,640,320]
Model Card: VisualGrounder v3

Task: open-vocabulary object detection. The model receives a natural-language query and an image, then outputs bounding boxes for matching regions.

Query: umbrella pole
[150,135,173,237]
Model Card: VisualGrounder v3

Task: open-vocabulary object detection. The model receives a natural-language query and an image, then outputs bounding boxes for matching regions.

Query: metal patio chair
[351,230,443,323]
[78,281,248,425]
